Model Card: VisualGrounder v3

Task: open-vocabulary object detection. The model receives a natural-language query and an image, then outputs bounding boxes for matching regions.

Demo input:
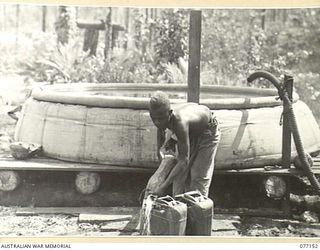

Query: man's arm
[156,122,189,192]
[157,129,166,161]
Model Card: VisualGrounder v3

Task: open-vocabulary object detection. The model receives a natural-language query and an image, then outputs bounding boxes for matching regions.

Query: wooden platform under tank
[0,155,319,175]
[0,155,319,217]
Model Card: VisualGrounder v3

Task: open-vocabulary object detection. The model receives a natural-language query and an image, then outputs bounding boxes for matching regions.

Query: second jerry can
[175,191,213,236]
[150,195,187,235]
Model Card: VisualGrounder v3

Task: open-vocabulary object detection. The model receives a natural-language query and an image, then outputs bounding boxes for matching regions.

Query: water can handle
[183,190,204,202]
[156,195,177,206]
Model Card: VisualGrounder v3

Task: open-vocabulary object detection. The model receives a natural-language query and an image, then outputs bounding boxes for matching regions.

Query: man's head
[149,91,172,129]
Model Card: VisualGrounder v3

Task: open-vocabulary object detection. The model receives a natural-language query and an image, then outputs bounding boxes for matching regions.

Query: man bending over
[148,91,221,197]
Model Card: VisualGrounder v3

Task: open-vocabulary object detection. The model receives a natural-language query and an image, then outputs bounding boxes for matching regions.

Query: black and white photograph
[0,1,320,240]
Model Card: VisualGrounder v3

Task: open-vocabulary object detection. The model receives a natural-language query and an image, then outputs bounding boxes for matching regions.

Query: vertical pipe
[187,10,202,103]
[282,75,293,168]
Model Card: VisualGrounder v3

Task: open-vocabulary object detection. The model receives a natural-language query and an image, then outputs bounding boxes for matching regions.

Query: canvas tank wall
[14,91,320,170]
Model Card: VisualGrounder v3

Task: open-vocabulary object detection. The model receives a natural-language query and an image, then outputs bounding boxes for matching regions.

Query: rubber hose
[248,71,320,194]
[247,70,282,92]
[283,94,320,193]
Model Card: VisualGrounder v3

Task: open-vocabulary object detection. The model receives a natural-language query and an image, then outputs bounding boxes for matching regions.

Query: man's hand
[157,150,164,161]
[154,184,166,196]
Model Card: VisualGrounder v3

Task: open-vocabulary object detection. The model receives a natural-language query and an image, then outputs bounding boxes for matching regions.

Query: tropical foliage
[0,6,319,120]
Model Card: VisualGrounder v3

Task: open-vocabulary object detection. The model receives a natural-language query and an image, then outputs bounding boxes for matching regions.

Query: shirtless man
[149,91,221,197]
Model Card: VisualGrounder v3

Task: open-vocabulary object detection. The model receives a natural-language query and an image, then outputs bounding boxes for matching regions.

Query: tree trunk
[261,9,266,30]
[104,7,112,59]
[83,29,99,56]
[55,6,77,45]
[42,6,47,32]
[282,9,287,24]
[1,5,5,31]
[272,9,276,22]
[124,8,130,49]
[149,8,154,50]
[15,4,20,46]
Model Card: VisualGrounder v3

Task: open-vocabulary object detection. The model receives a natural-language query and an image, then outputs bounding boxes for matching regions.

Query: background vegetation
[0,5,319,121]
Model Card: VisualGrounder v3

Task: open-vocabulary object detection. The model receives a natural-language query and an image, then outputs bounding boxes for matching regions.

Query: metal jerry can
[175,191,214,236]
[149,195,187,235]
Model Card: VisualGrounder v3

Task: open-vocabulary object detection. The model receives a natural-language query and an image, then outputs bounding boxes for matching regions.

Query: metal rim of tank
[31,83,299,110]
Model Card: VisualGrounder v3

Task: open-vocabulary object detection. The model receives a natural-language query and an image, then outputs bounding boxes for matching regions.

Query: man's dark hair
[149,91,170,111]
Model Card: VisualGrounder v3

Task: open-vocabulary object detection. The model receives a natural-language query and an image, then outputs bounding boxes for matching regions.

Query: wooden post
[282,75,293,168]
[187,10,202,103]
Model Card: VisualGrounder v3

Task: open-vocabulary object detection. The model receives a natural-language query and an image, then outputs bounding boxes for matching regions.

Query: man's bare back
[169,103,212,137]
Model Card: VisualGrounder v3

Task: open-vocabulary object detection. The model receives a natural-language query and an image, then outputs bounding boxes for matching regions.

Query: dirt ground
[0,205,320,237]
[1,95,320,238]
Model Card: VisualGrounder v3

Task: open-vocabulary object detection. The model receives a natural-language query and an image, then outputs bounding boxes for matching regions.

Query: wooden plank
[76,20,105,30]
[272,218,320,230]
[215,167,305,176]
[216,165,320,176]
[214,208,286,217]
[100,213,140,232]
[211,230,239,236]
[212,219,239,231]
[16,207,140,216]
[79,214,133,223]
[213,214,241,221]
[0,155,319,176]
[0,157,154,173]
[100,220,140,232]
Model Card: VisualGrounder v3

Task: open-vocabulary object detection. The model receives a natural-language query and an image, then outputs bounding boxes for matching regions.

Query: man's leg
[172,167,189,196]
[188,129,220,197]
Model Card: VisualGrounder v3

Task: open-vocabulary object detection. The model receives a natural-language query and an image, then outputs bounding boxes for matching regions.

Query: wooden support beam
[0,157,154,173]
[282,75,293,168]
[16,207,140,216]
[76,20,105,30]
[187,10,202,103]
